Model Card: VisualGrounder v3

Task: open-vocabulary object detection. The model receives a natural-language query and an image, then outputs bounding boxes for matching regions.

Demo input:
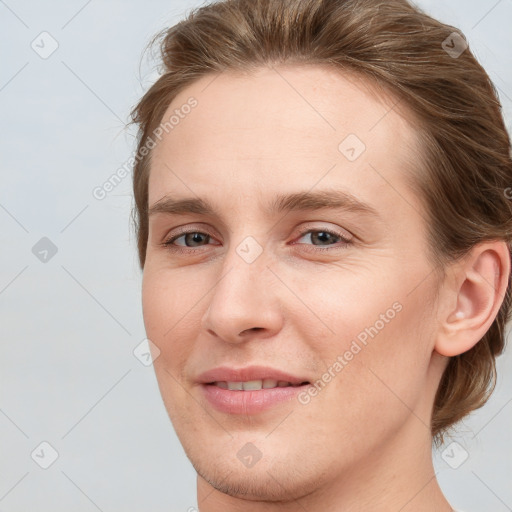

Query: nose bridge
[201,234,282,341]
[218,224,273,289]
[213,233,272,310]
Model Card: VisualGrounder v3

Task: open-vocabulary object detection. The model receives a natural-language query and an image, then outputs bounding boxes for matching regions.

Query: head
[131,0,512,502]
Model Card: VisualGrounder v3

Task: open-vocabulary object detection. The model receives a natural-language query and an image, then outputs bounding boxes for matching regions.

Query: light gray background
[1,1,511,511]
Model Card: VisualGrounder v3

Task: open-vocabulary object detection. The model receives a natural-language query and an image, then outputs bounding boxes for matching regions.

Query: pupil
[313,231,333,245]
[186,233,207,246]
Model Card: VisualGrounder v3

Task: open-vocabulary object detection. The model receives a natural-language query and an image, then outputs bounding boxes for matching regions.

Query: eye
[162,230,217,254]
[293,228,352,251]
[161,226,353,255]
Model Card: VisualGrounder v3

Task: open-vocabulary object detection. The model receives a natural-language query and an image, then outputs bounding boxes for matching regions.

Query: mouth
[197,366,312,414]
[205,379,310,390]
[197,365,311,388]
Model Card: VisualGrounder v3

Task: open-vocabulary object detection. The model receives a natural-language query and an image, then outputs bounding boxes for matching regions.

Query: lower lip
[201,383,310,414]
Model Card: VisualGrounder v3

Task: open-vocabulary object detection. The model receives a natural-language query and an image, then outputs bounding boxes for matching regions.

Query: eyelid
[161,223,217,241]
[163,222,353,241]
[161,225,218,247]
[161,223,354,254]
[294,223,354,242]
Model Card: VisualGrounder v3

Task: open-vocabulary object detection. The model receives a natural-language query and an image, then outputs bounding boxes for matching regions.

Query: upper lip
[197,365,310,385]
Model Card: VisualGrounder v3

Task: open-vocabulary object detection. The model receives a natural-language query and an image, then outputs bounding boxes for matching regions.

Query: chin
[196,464,314,501]
[188,440,326,503]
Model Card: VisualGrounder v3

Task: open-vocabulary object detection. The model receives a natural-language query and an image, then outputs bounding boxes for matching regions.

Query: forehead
[148,64,422,218]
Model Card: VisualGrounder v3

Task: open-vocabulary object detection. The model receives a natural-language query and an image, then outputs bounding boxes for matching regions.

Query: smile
[210,379,309,390]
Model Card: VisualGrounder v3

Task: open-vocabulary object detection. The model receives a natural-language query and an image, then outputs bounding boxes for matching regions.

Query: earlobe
[435,241,510,357]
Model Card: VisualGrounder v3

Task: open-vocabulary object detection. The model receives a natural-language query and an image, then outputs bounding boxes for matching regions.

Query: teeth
[215,379,296,390]
[242,380,263,390]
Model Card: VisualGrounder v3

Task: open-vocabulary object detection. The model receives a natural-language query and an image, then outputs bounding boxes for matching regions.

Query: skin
[141,64,510,511]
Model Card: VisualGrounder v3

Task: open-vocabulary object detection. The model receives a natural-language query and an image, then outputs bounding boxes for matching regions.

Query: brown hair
[130,0,512,441]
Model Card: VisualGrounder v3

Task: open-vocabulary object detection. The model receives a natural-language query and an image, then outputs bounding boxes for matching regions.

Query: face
[142,64,446,501]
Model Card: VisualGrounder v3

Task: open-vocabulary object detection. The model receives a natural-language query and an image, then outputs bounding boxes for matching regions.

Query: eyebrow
[148,189,380,219]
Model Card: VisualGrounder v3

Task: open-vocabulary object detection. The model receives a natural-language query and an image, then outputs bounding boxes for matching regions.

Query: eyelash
[161,227,352,255]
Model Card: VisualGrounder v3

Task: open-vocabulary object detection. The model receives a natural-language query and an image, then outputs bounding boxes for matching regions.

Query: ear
[435,240,511,357]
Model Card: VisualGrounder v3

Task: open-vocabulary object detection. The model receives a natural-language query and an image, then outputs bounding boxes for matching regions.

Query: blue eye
[294,228,351,249]
[161,227,352,254]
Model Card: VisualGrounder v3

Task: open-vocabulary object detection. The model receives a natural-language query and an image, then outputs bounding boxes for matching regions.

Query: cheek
[328,297,434,437]
[286,262,404,354]
[297,265,435,414]
[141,270,169,340]
[141,268,196,366]
[141,268,201,423]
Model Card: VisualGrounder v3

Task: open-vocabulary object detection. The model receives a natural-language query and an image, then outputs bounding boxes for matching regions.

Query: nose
[200,243,284,345]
